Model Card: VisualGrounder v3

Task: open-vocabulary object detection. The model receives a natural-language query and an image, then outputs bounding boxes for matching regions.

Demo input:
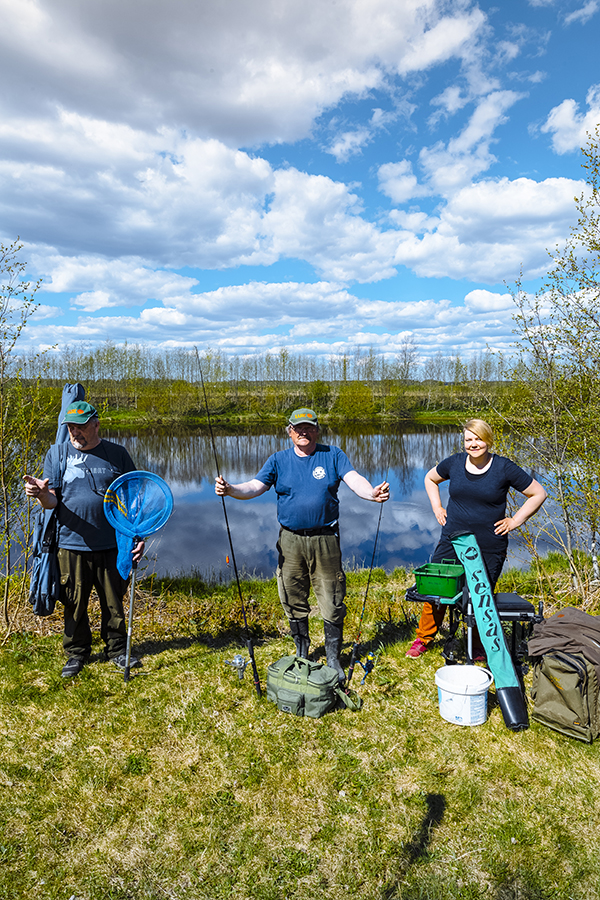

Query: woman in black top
[406,419,547,658]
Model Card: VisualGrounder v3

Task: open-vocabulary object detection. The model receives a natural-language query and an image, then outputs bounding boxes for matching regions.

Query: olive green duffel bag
[266,655,362,717]
[531,650,600,743]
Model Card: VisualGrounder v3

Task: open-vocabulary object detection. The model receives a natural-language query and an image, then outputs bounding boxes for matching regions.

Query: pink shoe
[406,638,428,658]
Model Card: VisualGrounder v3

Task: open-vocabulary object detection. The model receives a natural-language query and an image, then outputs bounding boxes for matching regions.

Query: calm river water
[105,424,534,580]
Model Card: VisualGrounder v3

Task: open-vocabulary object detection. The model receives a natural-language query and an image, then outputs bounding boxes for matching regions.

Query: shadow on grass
[380,792,446,900]
[133,628,276,661]
[128,598,419,673]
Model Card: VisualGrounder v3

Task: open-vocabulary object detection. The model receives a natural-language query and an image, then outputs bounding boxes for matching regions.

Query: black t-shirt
[437,453,533,553]
[44,439,136,551]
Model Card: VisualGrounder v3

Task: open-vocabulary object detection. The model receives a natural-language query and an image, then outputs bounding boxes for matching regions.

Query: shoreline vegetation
[9,552,595,644]
[32,372,507,431]
[11,550,596,646]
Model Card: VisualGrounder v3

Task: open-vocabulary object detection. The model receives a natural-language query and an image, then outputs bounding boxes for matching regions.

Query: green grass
[3,568,600,899]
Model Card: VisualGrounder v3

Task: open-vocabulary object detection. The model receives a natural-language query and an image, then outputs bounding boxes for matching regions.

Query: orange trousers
[416,602,447,644]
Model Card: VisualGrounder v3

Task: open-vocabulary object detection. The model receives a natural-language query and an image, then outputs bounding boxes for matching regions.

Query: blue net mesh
[104,471,174,539]
[104,472,173,579]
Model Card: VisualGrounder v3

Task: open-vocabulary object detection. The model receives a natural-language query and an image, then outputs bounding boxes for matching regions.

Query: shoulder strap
[96,439,123,477]
[336,687,363,712]
[50,442,70,493]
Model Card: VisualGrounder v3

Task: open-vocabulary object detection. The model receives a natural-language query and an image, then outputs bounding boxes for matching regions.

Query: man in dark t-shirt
[215,408,389,683]
[24,402,144,678]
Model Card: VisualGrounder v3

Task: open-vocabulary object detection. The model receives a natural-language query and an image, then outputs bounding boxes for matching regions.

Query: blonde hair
[463,418,494,447]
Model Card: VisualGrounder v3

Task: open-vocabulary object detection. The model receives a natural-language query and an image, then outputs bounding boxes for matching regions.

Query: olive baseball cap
[288,408,318,426]
[61,401,98,425]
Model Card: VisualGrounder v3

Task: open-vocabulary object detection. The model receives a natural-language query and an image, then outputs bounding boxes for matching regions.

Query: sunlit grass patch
[3,567,600,898]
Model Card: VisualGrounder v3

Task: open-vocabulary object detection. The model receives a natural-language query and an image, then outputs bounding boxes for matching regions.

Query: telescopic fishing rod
[195,348,262,698]
[346,465,389,687]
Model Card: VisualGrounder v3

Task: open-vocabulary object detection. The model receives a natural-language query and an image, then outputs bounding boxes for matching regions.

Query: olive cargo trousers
[58,548,128,659]
[276,527,347,625]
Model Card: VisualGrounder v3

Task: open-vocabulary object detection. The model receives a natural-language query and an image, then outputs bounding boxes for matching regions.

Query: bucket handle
[467,665,494,686]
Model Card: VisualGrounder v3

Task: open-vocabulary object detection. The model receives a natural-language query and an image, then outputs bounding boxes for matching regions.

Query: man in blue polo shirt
[215,408,389,682]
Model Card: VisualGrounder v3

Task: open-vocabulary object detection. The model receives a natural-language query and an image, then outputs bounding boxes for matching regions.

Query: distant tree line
[19,337,506,386]
[17,338,508,421]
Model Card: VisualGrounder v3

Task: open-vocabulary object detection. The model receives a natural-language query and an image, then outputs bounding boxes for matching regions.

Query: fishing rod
[195,349,262,698]
[346,464,389,687]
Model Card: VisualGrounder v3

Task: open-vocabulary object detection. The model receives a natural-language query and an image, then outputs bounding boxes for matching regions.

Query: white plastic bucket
[434,665,493,726]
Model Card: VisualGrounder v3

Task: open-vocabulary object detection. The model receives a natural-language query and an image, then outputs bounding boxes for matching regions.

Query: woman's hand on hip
[434,507,447,526]
[494,517,516,535]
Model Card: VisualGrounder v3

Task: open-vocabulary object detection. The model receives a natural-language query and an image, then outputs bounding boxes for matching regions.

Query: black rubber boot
[289,617,310,658]
[324,620,346,685]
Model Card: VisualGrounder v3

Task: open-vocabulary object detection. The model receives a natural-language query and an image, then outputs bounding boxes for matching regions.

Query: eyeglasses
[84,461,120,498]
[290,424,317,433]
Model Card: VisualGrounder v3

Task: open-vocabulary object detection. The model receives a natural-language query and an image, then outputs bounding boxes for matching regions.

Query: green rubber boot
[324,619,346,685]
[289,617,310,659]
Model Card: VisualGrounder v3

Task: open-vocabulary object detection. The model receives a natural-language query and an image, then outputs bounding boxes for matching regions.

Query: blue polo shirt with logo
[255,444,354,530]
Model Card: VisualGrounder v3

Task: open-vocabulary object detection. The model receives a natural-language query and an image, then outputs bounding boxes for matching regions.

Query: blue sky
[1,0,598,364]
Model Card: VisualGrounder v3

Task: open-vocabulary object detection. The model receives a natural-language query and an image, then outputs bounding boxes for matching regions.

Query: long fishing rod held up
[346,458,390,687]
[346,499,385,687]
[194,347,262,698]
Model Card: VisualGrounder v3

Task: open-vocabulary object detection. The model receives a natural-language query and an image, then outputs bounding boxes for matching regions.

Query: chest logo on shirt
[63,454,87,484]
[312,466,326,480]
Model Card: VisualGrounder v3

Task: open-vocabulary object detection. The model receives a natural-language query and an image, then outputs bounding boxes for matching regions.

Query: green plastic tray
[413,561,465,599]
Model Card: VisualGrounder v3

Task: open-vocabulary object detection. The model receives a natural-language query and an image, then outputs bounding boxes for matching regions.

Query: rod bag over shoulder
[450,531,529,731]
[28,383,84,617]
[55,382,85,443]
[28,442,69,616]
[28,507,60,617]
[267,656,362,718]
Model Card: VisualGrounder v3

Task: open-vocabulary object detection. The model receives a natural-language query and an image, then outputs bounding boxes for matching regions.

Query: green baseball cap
[61,401,98,425]
[288,408,318,426]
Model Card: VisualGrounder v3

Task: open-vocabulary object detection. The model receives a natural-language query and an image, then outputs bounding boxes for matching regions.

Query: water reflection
[105,425,532,580]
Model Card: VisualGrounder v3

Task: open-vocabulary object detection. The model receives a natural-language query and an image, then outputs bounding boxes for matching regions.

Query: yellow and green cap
[288,408,318,426]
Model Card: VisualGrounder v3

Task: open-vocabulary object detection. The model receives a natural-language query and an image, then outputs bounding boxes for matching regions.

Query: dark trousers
[57,548,128,659]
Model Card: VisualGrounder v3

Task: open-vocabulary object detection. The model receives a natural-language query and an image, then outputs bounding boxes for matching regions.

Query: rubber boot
[324,620,346,685]
[289,617,310,659]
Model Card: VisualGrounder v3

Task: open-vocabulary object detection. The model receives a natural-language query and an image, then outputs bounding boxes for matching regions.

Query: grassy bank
[3,566,600,899]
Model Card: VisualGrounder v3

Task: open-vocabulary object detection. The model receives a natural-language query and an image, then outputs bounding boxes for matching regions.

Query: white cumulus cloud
[378,161,430,204]
[391,176,583,281]
[0,0,488,148]
[542,84,600,153]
